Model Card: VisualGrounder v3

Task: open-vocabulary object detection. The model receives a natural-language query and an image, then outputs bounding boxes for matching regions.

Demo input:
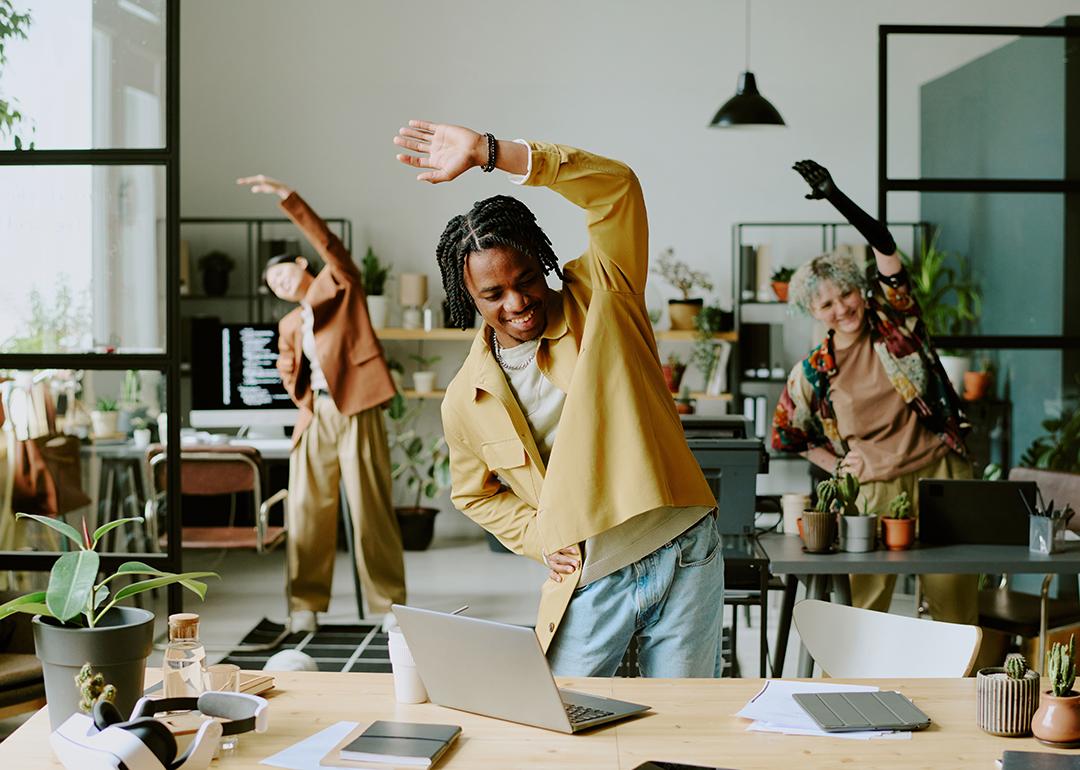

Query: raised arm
[236,175,359,281]
[793,160,902,277]
[394,120,647,293]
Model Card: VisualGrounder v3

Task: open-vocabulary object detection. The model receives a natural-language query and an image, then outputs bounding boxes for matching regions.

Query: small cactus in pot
[1032,636,1080,746]
[976,653,1039,736]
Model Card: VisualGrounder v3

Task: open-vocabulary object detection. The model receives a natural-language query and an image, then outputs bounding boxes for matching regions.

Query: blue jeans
[546,512,724,678]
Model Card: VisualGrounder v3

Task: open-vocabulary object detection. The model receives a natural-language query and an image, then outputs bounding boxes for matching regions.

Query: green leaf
[0,591,48,621]
[388,392,407,420]
[46,550,100,622]
[93,585,109,609]
[111,571,217,604]
[15,513,85,550]
[113,561,210,595]
[91,517,144,548]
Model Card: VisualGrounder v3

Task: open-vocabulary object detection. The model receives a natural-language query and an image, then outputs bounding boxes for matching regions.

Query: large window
[0,1,182,605]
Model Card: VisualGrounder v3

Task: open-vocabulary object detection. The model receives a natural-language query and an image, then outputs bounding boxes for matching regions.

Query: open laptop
[918,479,1037,545]
[392,604,651,734]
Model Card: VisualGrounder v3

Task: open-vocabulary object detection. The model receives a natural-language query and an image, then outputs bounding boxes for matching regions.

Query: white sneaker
[381,611,397,633]
[290,610,317,634]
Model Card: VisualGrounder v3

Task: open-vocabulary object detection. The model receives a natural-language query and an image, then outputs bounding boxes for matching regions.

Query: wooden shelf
[672,391,733,401]
[401,389,446,399]
[655,330,738,342]
[376,328,477,341]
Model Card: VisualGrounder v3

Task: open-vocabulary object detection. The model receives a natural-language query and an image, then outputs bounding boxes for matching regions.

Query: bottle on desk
[163,613,206,697]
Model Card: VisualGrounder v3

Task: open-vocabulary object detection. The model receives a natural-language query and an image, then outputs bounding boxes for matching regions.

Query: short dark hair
[435,195,563,330]
[262,254,317,288]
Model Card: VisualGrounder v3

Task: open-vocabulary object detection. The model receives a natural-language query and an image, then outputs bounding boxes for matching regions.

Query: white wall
[180,0,1077,540]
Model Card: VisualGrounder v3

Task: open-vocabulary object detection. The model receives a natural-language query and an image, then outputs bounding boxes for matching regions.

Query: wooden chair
[793,599,982,677]
[144,444,290,650]
[978,467,1080,665]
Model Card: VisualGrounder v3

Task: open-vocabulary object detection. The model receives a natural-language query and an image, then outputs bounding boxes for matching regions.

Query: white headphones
[50,692,269,770]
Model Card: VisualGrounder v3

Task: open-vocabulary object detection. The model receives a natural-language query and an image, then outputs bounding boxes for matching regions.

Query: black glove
[793,159,896,256]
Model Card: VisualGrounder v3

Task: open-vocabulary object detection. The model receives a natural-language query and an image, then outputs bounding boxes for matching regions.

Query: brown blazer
[276,193,395,446]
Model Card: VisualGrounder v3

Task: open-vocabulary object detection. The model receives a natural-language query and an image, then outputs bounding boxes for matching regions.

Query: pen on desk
[450,605,469,616]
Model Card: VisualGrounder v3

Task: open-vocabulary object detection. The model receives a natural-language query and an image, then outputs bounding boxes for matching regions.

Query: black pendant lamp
[709,0,785,128]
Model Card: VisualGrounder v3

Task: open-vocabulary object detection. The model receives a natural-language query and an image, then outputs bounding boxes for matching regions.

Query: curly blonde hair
[788,253,868,315]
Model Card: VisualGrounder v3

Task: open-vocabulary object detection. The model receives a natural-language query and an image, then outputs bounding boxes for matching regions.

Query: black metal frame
[0,2,185,612]
[878,22,1080,352]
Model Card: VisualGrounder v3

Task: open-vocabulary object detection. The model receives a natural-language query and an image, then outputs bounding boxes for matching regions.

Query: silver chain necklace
[491,328,536,371]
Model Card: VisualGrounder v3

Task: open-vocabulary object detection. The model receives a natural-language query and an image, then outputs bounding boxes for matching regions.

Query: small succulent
[771,266,795,283]
[94,397,118,412]
[1047,635,1076,697]
[887,491,912,520]
[75,663,117,714]
[835,473,860,517]
[813,478,838,513]
[1005,653,1029,680]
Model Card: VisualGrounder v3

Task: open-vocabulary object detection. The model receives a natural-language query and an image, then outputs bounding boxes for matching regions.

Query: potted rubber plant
[651,247,714,330]
[976,653,1040,737]
[1032,636,1080,745]
[770,266,795,302]
[882,491,915,551]
[0,514,216,728]
[362,245,391,329]
[387,393,451,550]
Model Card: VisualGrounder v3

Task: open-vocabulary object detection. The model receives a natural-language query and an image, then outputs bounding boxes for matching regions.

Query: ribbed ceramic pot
[800,510,835,553]
[976,667,1040,736]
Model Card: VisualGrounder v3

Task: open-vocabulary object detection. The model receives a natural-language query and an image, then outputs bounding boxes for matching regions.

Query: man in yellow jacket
[394,120,722,677]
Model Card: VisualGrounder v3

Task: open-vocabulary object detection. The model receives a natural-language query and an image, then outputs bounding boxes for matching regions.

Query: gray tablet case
[793,691,931,732]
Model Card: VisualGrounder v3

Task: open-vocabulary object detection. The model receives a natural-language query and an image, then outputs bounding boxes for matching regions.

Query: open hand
[545,544,581,583]
[393,120,484,184]
[793,160,835,200]
[236,174,293,200]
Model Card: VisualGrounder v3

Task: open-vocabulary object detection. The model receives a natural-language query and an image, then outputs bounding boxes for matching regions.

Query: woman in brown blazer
[237,174,406,632]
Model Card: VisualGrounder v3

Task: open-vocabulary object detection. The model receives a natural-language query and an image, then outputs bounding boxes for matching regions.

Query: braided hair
[436,195,563,330]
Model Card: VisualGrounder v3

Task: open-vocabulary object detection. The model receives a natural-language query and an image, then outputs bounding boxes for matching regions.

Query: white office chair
[793,599,982,678]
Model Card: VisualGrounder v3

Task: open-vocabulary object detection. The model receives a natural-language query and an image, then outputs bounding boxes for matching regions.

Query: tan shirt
[830,331,949,482]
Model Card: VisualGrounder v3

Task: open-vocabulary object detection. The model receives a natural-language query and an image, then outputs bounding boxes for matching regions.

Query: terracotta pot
[976,667,1040,736]
[668,299,703,330]
[882,516,915,551]
[800,510,835,553]
[796,517,804,539]
[1032,690,1080,745]
[674,400,695,415]
[661,363,686,393]
[963,370,992,401]
[771,281,789,302]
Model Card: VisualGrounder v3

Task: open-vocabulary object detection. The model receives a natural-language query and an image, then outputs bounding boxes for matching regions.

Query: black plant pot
[33,606,155,729]
[201,268,231,297]
[395,507,438,551]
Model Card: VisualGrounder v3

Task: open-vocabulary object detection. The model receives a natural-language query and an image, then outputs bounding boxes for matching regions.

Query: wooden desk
[1,672,1071,768]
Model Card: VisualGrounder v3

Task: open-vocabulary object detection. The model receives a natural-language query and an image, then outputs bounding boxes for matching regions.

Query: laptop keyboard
[564,703,615,724]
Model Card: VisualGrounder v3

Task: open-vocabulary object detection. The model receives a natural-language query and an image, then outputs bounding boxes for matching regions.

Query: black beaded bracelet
[481,132,497,173]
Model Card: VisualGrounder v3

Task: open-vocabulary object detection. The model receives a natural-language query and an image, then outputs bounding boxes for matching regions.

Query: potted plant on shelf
[770,266,795,302]
[90,398,119,438]
[0,514,216,728]
[976,653,1040,736]
[117,369,149,435]
[962,357,994,401]
[362,245,391,329]
[674,385,695,415]
[882,490,915,550]
[661,353,686,394]
[651,247,714,330]
[130,417,152,450]
[1032,636,1080,746]
[835,474,876,553]
[902,235,981,394]
[692,304,733,397]
[387,393,451,550]
[800,478,839,554]
[410,353,441,395]
[197,250,235,297]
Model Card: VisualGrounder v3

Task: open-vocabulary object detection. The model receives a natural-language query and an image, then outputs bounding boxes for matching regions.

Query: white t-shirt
[300,302,328,393]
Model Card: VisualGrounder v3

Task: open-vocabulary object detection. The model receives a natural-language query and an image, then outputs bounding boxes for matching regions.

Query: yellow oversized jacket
[440,142,716,650]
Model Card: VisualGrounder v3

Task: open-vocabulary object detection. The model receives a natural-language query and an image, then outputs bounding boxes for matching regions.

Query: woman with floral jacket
[772,160,976,624]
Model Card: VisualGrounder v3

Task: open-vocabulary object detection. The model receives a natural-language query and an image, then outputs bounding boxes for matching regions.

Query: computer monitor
[189,320,298,435]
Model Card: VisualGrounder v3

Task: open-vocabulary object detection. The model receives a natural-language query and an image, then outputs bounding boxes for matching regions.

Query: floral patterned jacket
[771,266,969,459]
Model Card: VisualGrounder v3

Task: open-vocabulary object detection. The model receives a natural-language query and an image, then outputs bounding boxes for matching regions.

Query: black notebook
[321,721,462,768]
[1002,752,1080,770]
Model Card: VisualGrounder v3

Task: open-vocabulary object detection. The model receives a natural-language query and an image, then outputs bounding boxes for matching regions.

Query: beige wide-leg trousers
[288,395,405,615]
[849,451,977,623]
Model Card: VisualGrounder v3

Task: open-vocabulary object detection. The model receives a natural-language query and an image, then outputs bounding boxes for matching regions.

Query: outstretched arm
[393,120,528,183]
[793,160,902,277]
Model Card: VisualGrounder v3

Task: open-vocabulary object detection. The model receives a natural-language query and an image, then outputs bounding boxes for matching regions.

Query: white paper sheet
[735,679,910,739]
[260,720,359,770]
